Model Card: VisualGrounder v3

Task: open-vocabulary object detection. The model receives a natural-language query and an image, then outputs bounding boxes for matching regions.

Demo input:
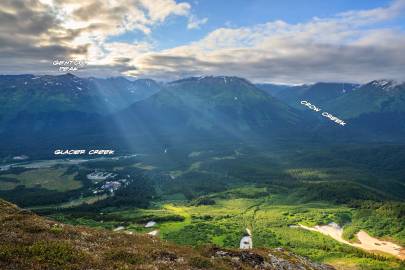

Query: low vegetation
[0,199,336,270]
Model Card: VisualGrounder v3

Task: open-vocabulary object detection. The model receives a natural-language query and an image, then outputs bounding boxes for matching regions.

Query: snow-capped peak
[369,79,400,91]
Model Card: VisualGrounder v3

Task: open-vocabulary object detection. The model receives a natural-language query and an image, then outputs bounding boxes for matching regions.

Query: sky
[1,0,405,84]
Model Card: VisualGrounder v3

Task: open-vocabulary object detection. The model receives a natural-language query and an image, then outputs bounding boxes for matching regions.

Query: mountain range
[0,74,161,121]
[257,80,405,118]
[1,74,405,157]
[110,76,311,146]
[257,79,405,141]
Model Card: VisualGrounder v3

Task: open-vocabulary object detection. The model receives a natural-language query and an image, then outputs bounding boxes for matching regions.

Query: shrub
[29,241,82,266]
[189,256,213,269]
[104,249,144,264]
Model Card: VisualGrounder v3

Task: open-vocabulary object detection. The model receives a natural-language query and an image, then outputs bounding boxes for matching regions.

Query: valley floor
[1,144,405,270]
[48,193,405,270]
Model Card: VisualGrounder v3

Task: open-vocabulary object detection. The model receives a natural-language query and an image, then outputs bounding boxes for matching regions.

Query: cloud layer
[1,0,405,83]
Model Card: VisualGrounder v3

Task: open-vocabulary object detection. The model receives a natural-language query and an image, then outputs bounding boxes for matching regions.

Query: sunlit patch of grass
[0,168,81,191]
[132,162,156,170]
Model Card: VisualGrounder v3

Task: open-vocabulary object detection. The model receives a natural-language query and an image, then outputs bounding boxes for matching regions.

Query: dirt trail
[298,223,404,260]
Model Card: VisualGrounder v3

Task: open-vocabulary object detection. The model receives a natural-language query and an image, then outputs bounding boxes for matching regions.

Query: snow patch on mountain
[369,79,402,91]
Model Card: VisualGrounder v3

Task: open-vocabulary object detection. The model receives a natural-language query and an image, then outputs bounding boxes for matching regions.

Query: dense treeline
[98,175,155,208]
[298,182,384,203]
[345,200,405,245]
[0,185,85,207]
[38,173,155,220]
[164,171,230,200]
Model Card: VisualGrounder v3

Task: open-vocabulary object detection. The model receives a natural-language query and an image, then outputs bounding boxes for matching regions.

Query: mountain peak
[57,73,78,79]
[368,79,402,91]
[169,75,252,86]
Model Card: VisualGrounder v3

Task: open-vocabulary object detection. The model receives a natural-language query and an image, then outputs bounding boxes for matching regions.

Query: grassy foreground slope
[49,189,405,270]
[0,199,336,270]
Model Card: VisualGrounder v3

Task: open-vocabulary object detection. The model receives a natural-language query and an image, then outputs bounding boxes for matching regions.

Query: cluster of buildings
[92,178,131,194]
[86,171,117,182]
[0,165,11,171]
[12,155,29,161]
[88,170,131,195]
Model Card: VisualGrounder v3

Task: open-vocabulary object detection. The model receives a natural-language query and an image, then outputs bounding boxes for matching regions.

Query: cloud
[139,0,190,22]
[50,0,190,36]
[1,0,405,83]
[126,0,405,83]
[187,15,208,29]
[337,0,405,25]
[0,0,191,74]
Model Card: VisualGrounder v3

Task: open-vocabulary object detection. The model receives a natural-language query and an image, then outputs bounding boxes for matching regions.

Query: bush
[104,249,144,264]
[189,256,213,268]
[193,197,216,206]
[29,241,82,266]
